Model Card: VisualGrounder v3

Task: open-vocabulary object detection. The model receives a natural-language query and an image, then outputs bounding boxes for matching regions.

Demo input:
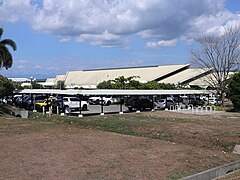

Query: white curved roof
[159,68,212,84]
[41,78,55,86]
[64,64,190,87]
[189,71,235,87]
[54,75,66,83]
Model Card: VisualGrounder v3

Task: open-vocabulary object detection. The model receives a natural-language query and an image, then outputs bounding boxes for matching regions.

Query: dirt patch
[0,111,240,179]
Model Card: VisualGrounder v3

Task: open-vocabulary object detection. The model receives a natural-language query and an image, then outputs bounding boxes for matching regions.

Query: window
[70,98,80,102]
[63,98,68,102]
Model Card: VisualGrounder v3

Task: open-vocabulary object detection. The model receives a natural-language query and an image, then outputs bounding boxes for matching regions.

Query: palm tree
[0,27,17,69]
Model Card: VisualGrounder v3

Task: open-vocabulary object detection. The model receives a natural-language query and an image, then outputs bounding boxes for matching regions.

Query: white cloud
[185,11,240,39]
[76,31,128,48]
[146,39,177,48]
[16,65,25,69]
[15,60,27,64]
[59,37,71,43]
[33,65,43,69]
[0,0,240,47]
[0,0,36,23]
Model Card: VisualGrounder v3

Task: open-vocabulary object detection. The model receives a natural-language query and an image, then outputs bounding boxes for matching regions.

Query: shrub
[227,71,240,111]
[0,75,14,97]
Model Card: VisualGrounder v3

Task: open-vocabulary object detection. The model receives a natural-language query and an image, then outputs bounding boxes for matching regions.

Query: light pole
[30,76,33,89]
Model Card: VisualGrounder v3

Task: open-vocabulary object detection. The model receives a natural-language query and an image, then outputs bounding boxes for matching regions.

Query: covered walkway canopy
[13,89,214,116]
[14,89,212,96]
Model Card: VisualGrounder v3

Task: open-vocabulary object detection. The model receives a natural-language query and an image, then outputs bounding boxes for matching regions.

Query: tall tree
[227,71,240,111]
[0,27,17,69]
[112,76,140,89]
[191,26,240,104]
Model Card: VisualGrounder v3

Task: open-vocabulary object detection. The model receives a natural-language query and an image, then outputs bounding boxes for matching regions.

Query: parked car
[22,95,47,110]
[124,97,153,111]
[35,97,57,111]
[208,97,222,105]
[88,96,118,106]
[182,97,205,106]
[158,95,174,101]
[57,97,88,114]
[154,99,176,109]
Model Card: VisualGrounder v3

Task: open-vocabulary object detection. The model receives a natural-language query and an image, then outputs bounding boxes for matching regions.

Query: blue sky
[0,0,240,78]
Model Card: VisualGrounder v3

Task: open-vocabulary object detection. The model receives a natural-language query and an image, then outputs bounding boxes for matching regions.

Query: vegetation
[0,75,14,96]
[1,109,240,179]
[0,27,17,69]
[54,80,65,90]
[191,26,240,104]
[27,112,240,153]
[22,80,43,89]
[98,76,141,89]
[32,81,43,89]
[97,76,176,90]
[227,71,240,111]
[140,81,176,90]
[168,170,190,180]
[12,82,24,90]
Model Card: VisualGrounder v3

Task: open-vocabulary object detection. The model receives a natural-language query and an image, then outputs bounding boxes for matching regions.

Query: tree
[54,80,66,90]
[32,81,43,89]
[0,75,14,97]
[97,80,113,89]
[191,26,240,104]
[227,71,240,111]
[97,76,176,90]
[97,76,141,89]
[0,28,17,69]
[140,81,176,90]
[111,76,140,89]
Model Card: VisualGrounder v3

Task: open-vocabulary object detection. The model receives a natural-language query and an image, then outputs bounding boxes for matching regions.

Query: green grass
[25,111,240,152]
[213,140,239,152]
[168,170,190,180]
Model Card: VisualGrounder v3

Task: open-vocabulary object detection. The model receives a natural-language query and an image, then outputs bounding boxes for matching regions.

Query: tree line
[97,76,176,90]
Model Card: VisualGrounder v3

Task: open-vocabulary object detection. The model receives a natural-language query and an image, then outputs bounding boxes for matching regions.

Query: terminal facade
[41,64,214,89]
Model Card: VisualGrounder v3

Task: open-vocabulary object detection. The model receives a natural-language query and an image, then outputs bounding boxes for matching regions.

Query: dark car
[22,95,48,110]
[124,97,153,111]
[182,97,205,106]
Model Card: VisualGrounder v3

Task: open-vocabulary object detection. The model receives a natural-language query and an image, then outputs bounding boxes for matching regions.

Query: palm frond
[0,39,17,51]
[0,45,13,69]
[0,28,3,40]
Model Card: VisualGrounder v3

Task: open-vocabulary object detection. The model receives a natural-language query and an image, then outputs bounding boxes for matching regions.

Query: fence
[169,104,216,114]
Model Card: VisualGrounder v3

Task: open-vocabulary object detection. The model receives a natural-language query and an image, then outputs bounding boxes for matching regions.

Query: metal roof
[64,64,190,87]
[45,78,55,83]
[54,74,66,83]
[9,78,30,82]
[41,78,55,86]
[189,72,235,87]
[159,68,212,84]
[14,89,211,95]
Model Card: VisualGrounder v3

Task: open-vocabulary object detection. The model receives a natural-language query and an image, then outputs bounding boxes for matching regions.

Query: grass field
[1,105,240,179]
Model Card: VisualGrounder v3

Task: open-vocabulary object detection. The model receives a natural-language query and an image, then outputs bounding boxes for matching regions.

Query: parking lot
[72,104,129,115]
[8,89,221,117]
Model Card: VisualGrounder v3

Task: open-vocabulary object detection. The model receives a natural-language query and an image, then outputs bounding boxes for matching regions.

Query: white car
[208,98,221,105]
[154,99,176,109]
[62,97,88,114]
[88,96,101,105]
[88,96,115,106]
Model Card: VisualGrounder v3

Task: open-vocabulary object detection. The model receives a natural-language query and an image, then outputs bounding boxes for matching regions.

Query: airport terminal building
[41,64,213,89]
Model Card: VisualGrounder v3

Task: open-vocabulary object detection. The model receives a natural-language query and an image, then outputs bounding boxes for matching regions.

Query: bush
[227,71,240,111]
[0,75,14,96]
